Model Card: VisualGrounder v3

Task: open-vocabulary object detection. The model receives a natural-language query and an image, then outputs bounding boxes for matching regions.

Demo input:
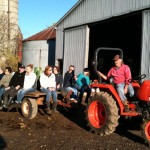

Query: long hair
[54,66,60,73]
[44,66,53,76]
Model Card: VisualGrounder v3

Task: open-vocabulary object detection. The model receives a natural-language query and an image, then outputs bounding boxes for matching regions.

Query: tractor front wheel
[86,92,120,136]
[142,119,150,145]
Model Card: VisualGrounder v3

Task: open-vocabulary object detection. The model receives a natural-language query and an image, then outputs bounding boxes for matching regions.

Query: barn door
[141,10,150,79]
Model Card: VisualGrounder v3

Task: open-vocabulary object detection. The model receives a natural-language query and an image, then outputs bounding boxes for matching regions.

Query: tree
[0,14,21,71]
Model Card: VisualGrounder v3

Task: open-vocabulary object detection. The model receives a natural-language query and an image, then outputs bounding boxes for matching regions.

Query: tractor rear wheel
[21,98,38,119]
[142,119,150,145]
[86,92,120,136]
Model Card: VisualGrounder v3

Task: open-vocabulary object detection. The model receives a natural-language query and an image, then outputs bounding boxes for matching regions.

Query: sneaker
[52,108,59,113]
[15,100,19,104]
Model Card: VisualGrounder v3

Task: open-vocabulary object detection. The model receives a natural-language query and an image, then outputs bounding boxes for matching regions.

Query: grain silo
[0,0,21,60]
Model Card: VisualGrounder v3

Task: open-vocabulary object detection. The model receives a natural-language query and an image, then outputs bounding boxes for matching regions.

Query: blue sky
[19,0,78,39]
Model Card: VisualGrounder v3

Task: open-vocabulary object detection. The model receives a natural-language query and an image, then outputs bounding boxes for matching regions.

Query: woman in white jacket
[16,64,36,103]
[40,66,57,114]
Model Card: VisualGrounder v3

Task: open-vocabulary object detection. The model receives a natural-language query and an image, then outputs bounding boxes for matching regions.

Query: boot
[3,96,8,108]
[7,97,13,105]
[52,102,58,113]
[45,102,51,115]
[123,100,129,112]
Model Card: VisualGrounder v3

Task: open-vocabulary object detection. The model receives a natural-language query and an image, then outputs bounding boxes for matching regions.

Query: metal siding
[22,41,49,71]
[55,28,64,64]
[141,10,150,79]
[63,26,89,76]
[57,0,150,29]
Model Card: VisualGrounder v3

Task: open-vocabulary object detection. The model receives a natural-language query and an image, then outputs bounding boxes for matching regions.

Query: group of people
[0,64,36,108]
[0,64,92,115]
[0,54,134,113]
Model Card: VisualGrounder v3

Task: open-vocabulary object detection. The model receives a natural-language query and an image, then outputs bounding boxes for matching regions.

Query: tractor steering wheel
[129,74,146,83]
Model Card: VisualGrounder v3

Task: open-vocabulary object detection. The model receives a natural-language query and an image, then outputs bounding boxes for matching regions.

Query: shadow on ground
[0,135,7,149]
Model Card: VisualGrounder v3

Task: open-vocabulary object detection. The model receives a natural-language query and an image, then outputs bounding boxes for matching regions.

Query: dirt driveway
[0,106,149,150]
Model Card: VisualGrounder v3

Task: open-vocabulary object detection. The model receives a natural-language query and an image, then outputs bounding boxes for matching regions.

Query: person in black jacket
[53,66,63,91]
[3,64,26,107]
[63,65,78,102]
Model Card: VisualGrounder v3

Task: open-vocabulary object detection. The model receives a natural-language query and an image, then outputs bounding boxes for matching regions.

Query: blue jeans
[17,88,36,102]
[115,83,134,102]
[0,87,5,100]
[40,88,57,103]
[66,87,78,100]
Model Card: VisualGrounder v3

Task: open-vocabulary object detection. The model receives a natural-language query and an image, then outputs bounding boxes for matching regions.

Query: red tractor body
[136,80,150,102]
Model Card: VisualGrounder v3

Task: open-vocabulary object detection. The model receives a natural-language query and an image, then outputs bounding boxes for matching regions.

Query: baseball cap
[19,64,25,69]
[113,55,121,61]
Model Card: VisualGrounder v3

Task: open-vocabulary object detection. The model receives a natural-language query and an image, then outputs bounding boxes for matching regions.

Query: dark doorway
[48,39,55,66]
[88,12,142,80]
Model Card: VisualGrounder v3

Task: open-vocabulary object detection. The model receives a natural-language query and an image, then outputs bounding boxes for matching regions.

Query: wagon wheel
[21,98,38,119]
[86,92,120,136]
[142,119,150,146]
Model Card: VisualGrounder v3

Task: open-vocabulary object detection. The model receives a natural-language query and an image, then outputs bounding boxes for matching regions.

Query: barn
[55,0,150,79]
[22,25,56,71]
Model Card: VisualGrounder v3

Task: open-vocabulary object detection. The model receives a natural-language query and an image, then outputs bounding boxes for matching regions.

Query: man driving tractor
[98,54,134,112]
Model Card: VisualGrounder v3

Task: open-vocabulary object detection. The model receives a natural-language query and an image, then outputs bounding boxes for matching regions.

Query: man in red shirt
[98,55,134,112]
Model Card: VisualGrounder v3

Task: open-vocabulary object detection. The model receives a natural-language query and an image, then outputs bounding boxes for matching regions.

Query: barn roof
[23,25,56,42]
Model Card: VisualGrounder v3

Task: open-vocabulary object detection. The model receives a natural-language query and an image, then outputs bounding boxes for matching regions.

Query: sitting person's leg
[78,87,84,104]
[51,91,58,111]
[66,87,78,102]
[128,84,134,97]
[40,88,51,114]
[115,83,129,112]
[0,87,5,100]
[84,87,91,103]
[3,88,11,106]
[17,88,36,103]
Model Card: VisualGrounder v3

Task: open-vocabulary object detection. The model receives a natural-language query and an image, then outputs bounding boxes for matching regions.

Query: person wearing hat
[3,64,26,108]
[75,68,91,105]
[98,55,134,112]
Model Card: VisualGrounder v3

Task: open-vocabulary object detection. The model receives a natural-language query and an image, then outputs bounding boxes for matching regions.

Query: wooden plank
[25,90,46,98]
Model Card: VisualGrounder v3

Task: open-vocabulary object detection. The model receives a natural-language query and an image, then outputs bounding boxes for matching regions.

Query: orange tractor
[86,47,150,145]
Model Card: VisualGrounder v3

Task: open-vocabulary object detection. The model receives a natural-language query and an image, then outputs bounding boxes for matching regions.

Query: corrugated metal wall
[22,41,49,71]
[63,25,89,75]
[56,0,150,64]
[58,0,150,29]
[141,10,150,79]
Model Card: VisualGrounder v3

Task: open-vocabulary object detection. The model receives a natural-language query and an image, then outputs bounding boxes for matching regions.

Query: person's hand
[5,87,10,90]
[57,84,60,89]
[15,85,20,90]
[49,87,56,91]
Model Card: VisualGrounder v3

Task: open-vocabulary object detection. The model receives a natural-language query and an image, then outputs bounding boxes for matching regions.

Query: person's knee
[129,90,134,97]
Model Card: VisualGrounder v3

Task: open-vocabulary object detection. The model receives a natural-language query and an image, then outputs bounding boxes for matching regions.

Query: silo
[0,0,18,23]
[0,0,19,53]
